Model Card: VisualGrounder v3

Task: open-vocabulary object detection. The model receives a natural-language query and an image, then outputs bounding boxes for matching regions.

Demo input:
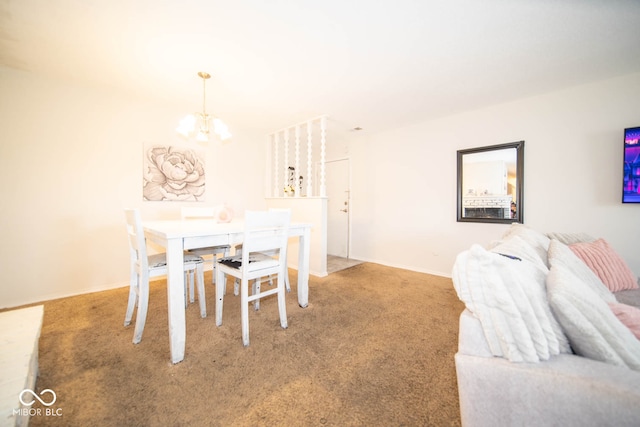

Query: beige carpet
[28,263,464,426]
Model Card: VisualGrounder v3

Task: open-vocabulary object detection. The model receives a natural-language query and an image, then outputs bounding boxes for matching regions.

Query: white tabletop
[144,219,311,239]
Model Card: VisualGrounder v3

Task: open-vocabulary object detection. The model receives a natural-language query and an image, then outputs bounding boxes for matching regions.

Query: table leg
[297,227,311,308]
[166,238,186,363]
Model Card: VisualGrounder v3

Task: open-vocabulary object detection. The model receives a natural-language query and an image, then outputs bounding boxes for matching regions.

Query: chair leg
[253,278,261,311]
[212,258,217,286]
[285,269,291,293]
[282,254,290,292]
[233,246,241,296]
[215,267,225,326]
[241,277,250,346]
[183,271,190,308]
[196,263,206,318]
[133,271,150,344]
[124,271,138,326]
[218,247,231,290]
[277,271,288,330]
[189,270,195,303]
[217,260,227,296]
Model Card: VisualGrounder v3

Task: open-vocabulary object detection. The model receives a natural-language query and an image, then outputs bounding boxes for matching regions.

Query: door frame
[320,157,351,258]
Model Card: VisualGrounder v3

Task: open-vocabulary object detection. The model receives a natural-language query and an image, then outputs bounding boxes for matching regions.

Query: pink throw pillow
[569,239,638,292]
[608,302,640,340]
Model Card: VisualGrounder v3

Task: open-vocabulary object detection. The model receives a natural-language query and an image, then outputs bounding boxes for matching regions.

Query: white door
[326,159,350,257]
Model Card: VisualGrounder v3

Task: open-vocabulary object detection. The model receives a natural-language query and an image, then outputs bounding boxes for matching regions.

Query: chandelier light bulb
[176,114,197,138]
[213,118,232,141]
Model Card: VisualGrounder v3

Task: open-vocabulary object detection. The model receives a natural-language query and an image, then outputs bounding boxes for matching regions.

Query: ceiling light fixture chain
[199,71,209,116]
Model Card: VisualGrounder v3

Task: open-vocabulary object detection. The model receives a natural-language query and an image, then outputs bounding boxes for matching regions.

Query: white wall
[3,67,639,309]
[348,72,640,278]
[0,67,266,309]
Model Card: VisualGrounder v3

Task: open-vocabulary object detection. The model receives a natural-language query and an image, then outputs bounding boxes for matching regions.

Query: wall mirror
[457,141,524,224]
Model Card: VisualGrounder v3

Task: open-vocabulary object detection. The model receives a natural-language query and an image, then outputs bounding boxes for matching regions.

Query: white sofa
[452,225,640,427]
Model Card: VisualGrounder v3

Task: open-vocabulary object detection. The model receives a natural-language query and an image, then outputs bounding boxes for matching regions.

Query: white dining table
[143,218,312,364]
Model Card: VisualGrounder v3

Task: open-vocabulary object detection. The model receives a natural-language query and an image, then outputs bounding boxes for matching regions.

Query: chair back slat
[241,210,291,266]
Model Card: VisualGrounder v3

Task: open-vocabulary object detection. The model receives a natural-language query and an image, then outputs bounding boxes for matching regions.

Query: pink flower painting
[143,145,206,201]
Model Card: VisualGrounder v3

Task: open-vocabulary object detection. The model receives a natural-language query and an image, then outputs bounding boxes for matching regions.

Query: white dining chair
[124,208,206,344]
[233,208,292,303]
[181,206,231,299]
[215,210,291,346]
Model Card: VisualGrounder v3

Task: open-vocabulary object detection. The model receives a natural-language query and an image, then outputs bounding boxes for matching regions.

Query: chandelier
[176,71,232,142]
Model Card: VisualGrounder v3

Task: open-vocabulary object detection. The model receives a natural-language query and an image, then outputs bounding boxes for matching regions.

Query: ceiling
[2,0,640,136]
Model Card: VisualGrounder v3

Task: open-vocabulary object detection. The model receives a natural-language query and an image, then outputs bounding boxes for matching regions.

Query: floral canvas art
[143,144,206,201]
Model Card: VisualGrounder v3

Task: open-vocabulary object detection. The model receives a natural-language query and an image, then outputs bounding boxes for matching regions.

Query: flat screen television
[623,126,640,203]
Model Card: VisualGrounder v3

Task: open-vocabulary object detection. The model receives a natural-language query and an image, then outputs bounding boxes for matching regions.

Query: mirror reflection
[457,141,524,223]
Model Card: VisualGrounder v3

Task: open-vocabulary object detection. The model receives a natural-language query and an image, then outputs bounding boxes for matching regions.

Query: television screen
[623,126,640,203]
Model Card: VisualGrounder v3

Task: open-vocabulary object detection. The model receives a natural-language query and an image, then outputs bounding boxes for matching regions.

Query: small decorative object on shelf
[216,204,233,223]
[285,166,297,196]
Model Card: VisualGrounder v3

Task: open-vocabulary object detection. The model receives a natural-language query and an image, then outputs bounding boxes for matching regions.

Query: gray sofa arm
[456,309,640,426]
[456,352,640,427]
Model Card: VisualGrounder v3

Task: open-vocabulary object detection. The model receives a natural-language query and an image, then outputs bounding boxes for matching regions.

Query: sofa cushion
[608,302,640,340]
[547,262,640,371]
[547,239,616,303]
[452,244,570,363]
[614,289,640,307]
[545,231,596,245]
[569,238,638,292]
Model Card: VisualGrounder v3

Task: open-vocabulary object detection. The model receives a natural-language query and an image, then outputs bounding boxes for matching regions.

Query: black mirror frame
[456,141,525,224]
